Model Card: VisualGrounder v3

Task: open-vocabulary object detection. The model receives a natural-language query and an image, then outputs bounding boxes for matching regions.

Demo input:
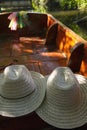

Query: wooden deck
[0,34,67,76]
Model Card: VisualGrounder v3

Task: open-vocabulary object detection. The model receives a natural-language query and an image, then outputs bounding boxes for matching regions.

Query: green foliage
[46,0,87,11]
[32,0,47,13]
[56,0,78,10]
[76,0,87,9]
[1,0,87,12]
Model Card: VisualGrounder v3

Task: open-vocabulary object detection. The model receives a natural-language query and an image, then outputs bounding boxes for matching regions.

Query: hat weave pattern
[36,67,87,129]
[0,65,36,99]
[0,65,46,117]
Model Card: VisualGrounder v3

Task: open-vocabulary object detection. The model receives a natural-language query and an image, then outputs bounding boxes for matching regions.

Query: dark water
[50,10,87,41]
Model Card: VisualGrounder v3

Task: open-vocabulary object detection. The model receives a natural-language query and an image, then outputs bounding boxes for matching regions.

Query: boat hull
[0,12,87,129]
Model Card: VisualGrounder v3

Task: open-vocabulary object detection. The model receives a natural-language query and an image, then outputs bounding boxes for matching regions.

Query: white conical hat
[36,67,87,129]
[0,65,46,117]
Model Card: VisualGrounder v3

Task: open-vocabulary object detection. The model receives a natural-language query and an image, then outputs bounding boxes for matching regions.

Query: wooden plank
[0,0,32,12]
[0,0,32,7]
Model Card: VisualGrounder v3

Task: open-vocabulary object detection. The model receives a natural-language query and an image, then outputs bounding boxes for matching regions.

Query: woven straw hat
[0,65,46,117]
[36,67,87,129]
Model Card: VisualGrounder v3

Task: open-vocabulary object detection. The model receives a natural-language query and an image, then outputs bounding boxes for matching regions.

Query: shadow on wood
[67,42,84,73]
[45,22,58,51]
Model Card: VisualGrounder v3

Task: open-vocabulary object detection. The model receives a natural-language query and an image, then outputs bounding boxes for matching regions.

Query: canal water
[50,10,87,41]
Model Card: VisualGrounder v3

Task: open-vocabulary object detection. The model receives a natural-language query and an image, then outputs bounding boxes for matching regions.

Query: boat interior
[0,12,87,130]
[0,12,87,77]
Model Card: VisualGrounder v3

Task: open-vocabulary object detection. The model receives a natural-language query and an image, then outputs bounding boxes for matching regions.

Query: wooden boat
[0,12,87,130]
